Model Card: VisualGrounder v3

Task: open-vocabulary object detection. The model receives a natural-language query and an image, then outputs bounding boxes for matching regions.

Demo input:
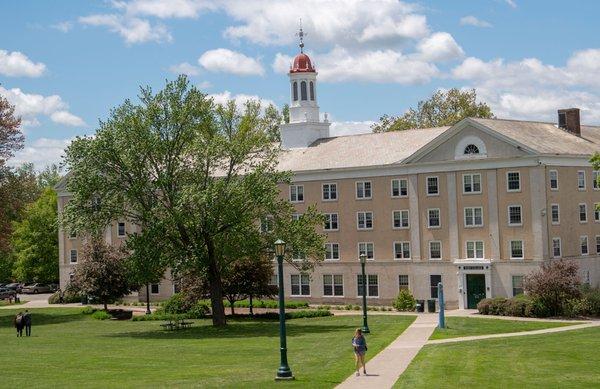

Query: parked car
[49,283,59,292]
[21,283,53,294]
[4,283,21,292]
[0,287,17,300]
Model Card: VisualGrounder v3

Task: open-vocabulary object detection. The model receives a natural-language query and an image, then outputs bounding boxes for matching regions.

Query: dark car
[0,287,17,300]
[21,283,53,294]
[4,283,21,291]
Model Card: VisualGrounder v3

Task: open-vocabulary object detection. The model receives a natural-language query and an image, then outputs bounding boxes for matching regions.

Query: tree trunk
[249,295,254,316]
[103,301,108,311]
[205,238,226,326]
[229,299,235,315]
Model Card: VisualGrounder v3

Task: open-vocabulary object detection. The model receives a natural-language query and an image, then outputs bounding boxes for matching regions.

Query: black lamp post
[274,239,294,380]
[359,253,370,333]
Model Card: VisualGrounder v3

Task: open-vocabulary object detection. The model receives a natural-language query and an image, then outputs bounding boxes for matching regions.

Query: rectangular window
[463,173,482,194]
[510,240,524,259]
[69,230,77,239]
[358,242,374,260]
[596,236,600,253]
[595,203,600,222]
[551,204,560,224]
[393,242,411,260]
[357,211,373,230]
[260,216,274,233]
[466,241,484,259]
[356,181,372,199]
[512,275,524,297]
[269,273,278,287]
[549,170,558,190]
[289,185,304,202]
[291,213,302,221]
[292,249,306,261]
[464,207,483,227]
[429,241,442,260]
[70,249,78,264]
[552,237,561,258]
[322,183,337,201]
[323,274,344,297]
[428,208,441,228]
[393,210,410,229]
[508,205,522,226]
[391,179,408,197]
[507,171,521,191]
[398,275,409,291]
[579,203,588,223]
[150,284,160,294]
[594,171,599,190]
[290,274,310,296]
[430,275,442,299]
[324,213,339,231]
[324,243,340,260]
[578,170,586,190]
[581,236,589,255]
[426,176,439,195]
[357,274,379,297]
[117,222,126,237]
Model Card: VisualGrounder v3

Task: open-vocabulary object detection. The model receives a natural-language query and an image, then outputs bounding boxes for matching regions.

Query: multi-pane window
[463,173,482,194]
[508,205,522,226]
[596,236,600,253]
[507,171,521,191]
[466,241,484,259]
[393,242,411,260]
[150,284,160,294]
[291,249,306,261]
[358,242,374,260]
[510,240,524,259]
[551,204,560,224]
[292,213,302,221]
[356,181,372,199]
[512,275,524,297]
[323,274,344,297]
[324,213,339,231]
[595,203,600,222]
[578,170,586,190]
[581,236,589,255]
[324,243,340,260]
[289,185,304,202]
[357,211,373,230]
[429,241,442,260]
[357,274,379,297]
[322,183,337,201]
[117,222,126,237]
[393,210,410,229]
[70,249,78,264]
[426,176,439,195]
[430,275,442,299]
[594,171,600,190]
[391,179,408,197]
[464,207,483,227]
[549,170,558,190]
[398,275,409,291]
[428,208,441,228]
[552,237,561,258]
[269,273,278,287]
[69,230,77,239]
[579,204,588,223]
[290,274,310,296]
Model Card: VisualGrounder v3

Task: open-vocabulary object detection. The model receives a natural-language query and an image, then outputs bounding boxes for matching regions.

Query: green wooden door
[466,274,486,309]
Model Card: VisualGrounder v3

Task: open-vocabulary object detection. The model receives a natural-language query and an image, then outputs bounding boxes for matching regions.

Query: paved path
[336,314,438,389]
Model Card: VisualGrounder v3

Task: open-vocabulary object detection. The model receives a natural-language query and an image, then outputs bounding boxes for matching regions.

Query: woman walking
[352,328,367,376]
[14,312,24,337]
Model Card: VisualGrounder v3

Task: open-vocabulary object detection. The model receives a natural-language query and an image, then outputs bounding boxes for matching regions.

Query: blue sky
[2,0,600,168]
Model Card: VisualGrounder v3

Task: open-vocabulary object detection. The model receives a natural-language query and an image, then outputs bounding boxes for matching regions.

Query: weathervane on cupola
[296,19,306,53]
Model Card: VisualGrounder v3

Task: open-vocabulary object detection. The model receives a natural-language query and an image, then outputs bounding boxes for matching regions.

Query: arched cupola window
[300,81,307,101]
[292,82,298,101]
[309,81,315,101]
[464,144,480,155]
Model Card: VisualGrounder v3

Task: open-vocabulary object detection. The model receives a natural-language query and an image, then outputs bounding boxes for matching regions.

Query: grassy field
[430,317,576,340]
[0,308,414,388]
[396,326,600,388]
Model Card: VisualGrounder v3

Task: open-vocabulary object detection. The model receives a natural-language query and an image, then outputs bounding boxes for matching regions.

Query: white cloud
[169,62,201,76]
[416,32,464,62]
[0,50,46,77]
[459,16,492,28]
[329,120,374,136]
[197,80,212,89]
[79,14,172,44]
[8,137,72,169]
[52,21,73,32]
[198,48,265,76]
[50,111,86,127]
[504,0,517,8]
[208,90,276,111]
[272,53,293,74]
[358,14,429,43]
[114,0,216,19]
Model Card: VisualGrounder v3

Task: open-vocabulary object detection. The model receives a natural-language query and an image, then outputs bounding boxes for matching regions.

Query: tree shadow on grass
[0,310,86,328]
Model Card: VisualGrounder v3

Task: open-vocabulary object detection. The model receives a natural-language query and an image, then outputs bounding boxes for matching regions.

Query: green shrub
[162,293,187,314]
[132,313,190,321]
[81,306,97,315]
[581,286,600,316]
[91,310,111,320]
[353,305,361,310]
[48,290,83,304]
[564,298,591,317]
[188,301,210,318]
[393,289,416,311]
[286,309,332,319]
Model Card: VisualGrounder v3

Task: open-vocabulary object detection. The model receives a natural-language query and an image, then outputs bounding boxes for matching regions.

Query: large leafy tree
[63,77,325,326]
[0,95,23,165]
[11,188,59,283]
[222,255,277,315]
[372,88,494,133]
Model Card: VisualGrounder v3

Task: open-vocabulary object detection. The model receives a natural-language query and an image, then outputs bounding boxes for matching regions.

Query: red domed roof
[291,53,315,73]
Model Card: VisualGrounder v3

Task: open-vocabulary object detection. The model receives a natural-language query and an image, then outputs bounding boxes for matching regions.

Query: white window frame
[322,183,338,201]
[426,176,439,196]
[579,203,588,223]
[391,178,408,198]
[357,274,379,298]
[462,173,482,194]
[398,274,410,291]
[324,242,340,261]
[594,171,600,190]
[355,181,372,200]
[577,170,586,190]
[427,208,441,229]
[392,209,410,229]
[322,274,344,297]
[429,241,442,260]
[393,241,411,260]
[68,230,77,239]
[512,275,525,297]
[289,184,304,203]
[464,206,484,228]
[357,211,373,230]
[506,171,521,192]
[550,204,560,225]
[596,235,600,254]
[595,203,600,222]
[117,221,126,237]
[549,170,559,190]
[465,240,485,259]
[69,249,78,264]
[324,213,339,231]
[508,205,523,226]
[358,242,374,261]
[580,235,589,256]
[509,240,524,260]
[552,237,561,258]
[290,274,310,297]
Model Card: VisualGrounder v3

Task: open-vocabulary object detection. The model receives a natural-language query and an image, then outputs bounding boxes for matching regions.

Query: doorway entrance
[466,274,486,309]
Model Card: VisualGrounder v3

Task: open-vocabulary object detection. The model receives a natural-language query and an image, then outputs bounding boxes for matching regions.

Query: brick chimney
[558,108,581,136]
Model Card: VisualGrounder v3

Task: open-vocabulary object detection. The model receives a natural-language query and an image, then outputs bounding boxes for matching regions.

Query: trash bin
[81,295,88,305]
[415,300,425,313]
[427,299,436,313]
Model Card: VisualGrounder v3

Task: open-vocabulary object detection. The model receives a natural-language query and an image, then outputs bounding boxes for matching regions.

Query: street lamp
[274,239,294,380]
[359,253,370,333]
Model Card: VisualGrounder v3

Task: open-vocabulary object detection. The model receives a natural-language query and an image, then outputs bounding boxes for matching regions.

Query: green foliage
[372,88,494,133]
[393,289,416,311]
[48,290,83,304]
[91,310,111,320]
[162,293,187,314]
[81,306,96,315]
[478,295,551,318]
[250,309,332,320]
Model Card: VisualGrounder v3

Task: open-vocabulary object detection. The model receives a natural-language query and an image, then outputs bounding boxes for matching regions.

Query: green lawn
[396,326,600,388]
[430,317,576,340]
[0,308,414,388]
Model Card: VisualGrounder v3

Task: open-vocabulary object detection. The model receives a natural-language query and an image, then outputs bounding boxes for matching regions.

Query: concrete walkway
[336,314,438,389]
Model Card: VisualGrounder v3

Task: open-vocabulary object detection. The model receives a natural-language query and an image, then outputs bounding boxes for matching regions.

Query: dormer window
[464,144,479,155]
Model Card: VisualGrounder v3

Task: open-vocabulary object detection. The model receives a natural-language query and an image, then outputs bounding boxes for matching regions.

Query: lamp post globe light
[274,239,294,380]
[359,253,370,333]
